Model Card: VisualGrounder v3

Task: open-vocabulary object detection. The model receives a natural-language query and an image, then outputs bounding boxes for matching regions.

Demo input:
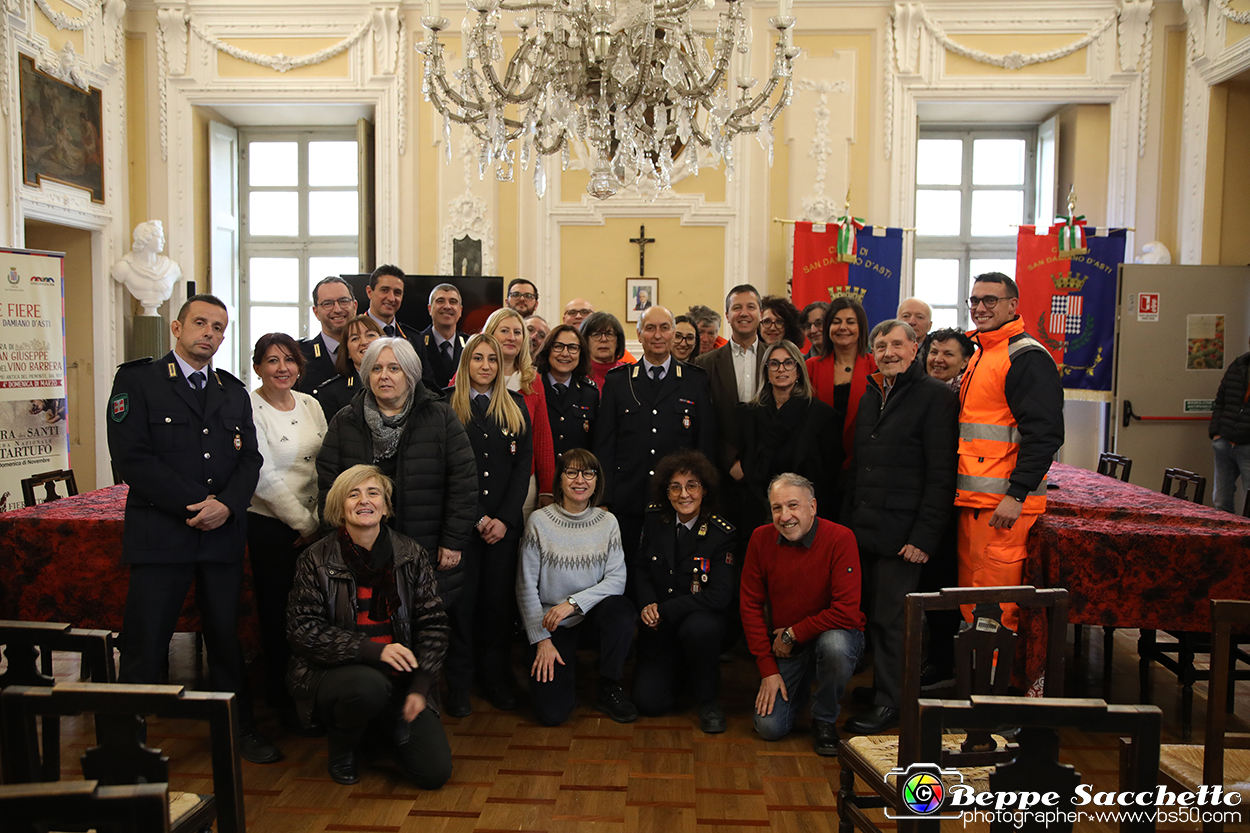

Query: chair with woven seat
[0,780,171,833]
[1158,599,1250,832]
[837,586,1069,833]
[916,695,1162,833]
[19,467,78,507]
[1096,452,1132,482]
[0,682,244,833]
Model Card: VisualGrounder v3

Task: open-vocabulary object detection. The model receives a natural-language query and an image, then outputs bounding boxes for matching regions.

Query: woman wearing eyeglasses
[671,315,702,363]
[758,296,803,348]
[738,340,840,528]
[535,324,598,459]
[516,448,637,726]
[581,311,631,392]
[631,450,735,733]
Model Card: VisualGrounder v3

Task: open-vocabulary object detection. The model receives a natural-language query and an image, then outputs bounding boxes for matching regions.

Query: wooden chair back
[0,780,171,833]
[1096,452,1132,482]
[898,586,1069,770]
[1161,467,1206,504]
[0,682,244,833]
[1203,599,1250,796]
[915,695,1162,833]
[19,468,78,507]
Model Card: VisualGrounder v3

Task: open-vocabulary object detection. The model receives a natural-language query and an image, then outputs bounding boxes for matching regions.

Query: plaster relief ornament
[111,220,182,316]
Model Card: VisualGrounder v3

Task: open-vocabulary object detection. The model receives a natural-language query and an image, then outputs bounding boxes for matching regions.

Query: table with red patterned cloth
[0,484,258,646]
[1020,462,1250,682]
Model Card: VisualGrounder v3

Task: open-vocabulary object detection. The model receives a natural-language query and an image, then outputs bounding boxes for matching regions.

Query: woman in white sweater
[516,448,636,726]
[248,332,328,730]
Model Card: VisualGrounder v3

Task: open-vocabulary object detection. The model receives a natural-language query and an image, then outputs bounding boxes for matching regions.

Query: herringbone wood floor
[18,628,1250,832]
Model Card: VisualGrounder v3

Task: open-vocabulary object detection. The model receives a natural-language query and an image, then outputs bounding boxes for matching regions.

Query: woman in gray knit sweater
[516,448,637,726]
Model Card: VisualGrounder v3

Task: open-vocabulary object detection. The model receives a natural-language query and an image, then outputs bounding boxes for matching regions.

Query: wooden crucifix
[629,225,655,277]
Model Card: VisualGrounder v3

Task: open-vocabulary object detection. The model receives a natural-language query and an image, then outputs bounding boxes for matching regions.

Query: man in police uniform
[297,275,357,395]
[594,306,716,564]
[420,283,469,390]
[107,294,281,764]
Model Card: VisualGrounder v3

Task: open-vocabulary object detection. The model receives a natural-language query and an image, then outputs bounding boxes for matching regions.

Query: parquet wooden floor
[14,627,1250,832]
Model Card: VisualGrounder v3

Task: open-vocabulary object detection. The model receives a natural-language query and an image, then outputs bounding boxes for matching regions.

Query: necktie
[189,371,205,390]
[676,523,688,544]
[441,342,453,364]
[472,394,489,416]
[650,366,664,383]
[384,324,396,337]
[554,382,568,402]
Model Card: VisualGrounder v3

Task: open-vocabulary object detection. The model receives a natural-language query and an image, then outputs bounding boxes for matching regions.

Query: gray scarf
[363,386,417,461]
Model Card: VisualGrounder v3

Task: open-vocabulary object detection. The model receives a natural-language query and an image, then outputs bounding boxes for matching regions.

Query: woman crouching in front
[287,464,452,788]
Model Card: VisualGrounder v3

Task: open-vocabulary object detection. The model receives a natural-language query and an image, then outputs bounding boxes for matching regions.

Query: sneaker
[812,720,840,757]
[594,680,639,723]
[696,700,727,734]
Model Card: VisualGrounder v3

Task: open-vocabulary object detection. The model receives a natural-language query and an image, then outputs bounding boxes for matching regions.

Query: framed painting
[19,55,104,203]
[626,278,658,322]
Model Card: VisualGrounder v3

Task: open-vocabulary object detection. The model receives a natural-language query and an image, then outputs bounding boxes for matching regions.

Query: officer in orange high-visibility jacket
[955,273,1064,631]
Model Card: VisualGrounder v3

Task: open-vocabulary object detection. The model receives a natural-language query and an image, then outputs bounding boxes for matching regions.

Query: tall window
[239,128,360,386]
[913,128,1036,331]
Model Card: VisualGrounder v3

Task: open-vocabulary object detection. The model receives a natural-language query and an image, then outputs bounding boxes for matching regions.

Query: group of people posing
[105,266,1063,789]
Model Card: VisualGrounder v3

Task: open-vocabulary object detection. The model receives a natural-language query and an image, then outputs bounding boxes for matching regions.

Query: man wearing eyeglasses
[506,278,540,318]
[297,276,358,394]
[563,299,594,328]
[955,273,1063,632]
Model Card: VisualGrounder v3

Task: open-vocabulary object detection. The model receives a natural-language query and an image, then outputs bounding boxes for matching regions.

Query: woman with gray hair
[317,337,478,614]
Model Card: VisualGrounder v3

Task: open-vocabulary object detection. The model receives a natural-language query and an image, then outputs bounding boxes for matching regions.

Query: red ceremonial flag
[792,222,853,309]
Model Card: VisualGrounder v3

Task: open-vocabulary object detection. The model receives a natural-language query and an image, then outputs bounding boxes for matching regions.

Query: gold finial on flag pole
[1066,185,1077,219]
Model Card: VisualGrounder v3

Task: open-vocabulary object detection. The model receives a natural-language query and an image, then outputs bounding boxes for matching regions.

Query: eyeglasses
[804,320,824,331]
[673,333,696,344]
[317,298,355,310]
[667,482,703,496]
[588,331,617,342]
[550,342,581,354]
[562,468,598,480]
[766,359,798,371]
[508,291,538,301]
[967,295,1008,309]
[566,308,593,317]
[760,318,784,329]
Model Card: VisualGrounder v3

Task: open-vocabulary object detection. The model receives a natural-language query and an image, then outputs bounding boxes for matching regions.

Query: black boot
[594,679,638,723]
[327,740,359,785]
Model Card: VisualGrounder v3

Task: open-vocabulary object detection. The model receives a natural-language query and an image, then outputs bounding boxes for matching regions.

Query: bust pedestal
[129,315,165,362]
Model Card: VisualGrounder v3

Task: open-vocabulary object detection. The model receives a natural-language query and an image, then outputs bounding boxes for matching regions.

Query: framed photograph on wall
[19,55,104,203]
[626,278,658,322]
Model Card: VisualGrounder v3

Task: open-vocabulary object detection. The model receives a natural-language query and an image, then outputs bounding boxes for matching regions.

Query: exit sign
[1184,399,1215,413]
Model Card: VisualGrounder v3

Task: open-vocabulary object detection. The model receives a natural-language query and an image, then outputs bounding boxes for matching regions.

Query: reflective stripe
[956,473,1047,497]
[1007,334,1048,359]
[959,422,1023,444]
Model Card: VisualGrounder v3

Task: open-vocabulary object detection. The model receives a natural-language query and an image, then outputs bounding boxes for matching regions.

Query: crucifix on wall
[629,225,655,277]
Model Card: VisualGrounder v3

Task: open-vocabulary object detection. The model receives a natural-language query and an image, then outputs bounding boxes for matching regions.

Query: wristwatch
[567,596,581,612]
[780,627,795,645]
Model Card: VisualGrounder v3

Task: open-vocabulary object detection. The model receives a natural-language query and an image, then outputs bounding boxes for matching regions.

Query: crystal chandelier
[417,0,799,199]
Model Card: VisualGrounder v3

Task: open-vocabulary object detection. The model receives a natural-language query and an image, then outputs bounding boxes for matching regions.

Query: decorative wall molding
[794,77,849,222]
[396,17,407,154]
[1212,0,1250,26]
[1137,16,1152,158]
[33,0,100,30]
[188,15,370,73]
[1118,0,1152,72]
[372,5,398,75]
[36,40,91,89]
[909,4,1118,70]
[440,132,494,276]
[1183,0,1206,59]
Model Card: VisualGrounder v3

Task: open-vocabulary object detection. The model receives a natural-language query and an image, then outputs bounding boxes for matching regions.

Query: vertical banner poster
[1015,227,1127,400]
[791,222,904,329]
[0,248,69,509]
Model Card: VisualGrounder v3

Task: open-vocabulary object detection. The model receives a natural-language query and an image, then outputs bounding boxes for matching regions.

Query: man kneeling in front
[740,473,864,755]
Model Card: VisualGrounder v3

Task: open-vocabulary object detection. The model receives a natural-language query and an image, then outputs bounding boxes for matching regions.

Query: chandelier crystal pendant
[417,0,799,199]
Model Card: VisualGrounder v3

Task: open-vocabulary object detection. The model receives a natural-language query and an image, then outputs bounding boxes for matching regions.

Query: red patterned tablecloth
[1021,463,1250,681]
[0,485,257,646]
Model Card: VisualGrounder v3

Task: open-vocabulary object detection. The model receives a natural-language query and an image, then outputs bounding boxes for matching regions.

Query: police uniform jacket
[107,351,261,565]
[542,374,598,460]
[459,389,534,533]
[593,359,716,514]
[631,505,735,626]
[309,371,360,423]
[295,334,339,396]
[419,326,468,391]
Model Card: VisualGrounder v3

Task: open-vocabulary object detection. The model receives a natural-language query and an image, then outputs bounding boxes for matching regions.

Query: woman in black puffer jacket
[316,337,478,608]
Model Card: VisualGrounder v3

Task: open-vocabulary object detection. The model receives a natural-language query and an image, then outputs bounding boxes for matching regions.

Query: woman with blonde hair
[442,334,533,716]
[482,307,556,512]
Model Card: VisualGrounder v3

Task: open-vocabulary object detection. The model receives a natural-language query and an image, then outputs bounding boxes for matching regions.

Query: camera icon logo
[884,762,966,820]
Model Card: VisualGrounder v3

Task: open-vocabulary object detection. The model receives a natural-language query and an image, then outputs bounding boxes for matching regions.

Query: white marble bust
[111,220,182,316]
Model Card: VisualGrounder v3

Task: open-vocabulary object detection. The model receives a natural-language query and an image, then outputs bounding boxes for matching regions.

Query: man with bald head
[564,298,594,329]
[897,298,933,342]
[594,306,717,562]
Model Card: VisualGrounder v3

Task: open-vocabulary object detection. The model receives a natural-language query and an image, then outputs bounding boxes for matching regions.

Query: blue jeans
[754,628,864,741]
[1212,437,1250,513]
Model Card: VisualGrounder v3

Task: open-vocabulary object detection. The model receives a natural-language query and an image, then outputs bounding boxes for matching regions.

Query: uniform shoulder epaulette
[116,356,153,368]
[709,514,735,533]
[214,367,246,386]
[646,502,662,512]
[605,363,632,378]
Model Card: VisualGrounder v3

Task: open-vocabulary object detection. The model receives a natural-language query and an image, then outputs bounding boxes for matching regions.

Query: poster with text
[0,248,68,509]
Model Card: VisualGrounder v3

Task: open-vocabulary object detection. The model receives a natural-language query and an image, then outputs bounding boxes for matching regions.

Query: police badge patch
[110,393,129,422]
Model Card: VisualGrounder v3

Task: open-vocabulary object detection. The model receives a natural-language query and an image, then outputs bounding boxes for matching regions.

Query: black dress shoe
[484,684,518,711]
[812,720,840,756]
[327,750,359,785]
[696,700,727,734]
[239,731,283,764]
[445,689,472,718]
[843,706,901,735]
[594,680,639,723]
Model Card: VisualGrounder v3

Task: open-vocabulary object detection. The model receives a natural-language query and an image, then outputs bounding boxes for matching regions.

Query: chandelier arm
[473,28,546,106]
[431,67,489,118]
[669,33,731,99]
[533,130,567,155]
[497,0,559,10]
[729,76,781,122]
[498,37,548,102]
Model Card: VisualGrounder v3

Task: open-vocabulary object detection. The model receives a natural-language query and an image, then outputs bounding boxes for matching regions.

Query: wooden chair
[0,780,171,833]
[18,467,78,507]
[0,682,244,833]
[1096,452,1133,482]
[837,586,1069,833]
[1158,599,1250,832]
[0,620,116,781]
[915,695,1162,833]
[1161,467,1206,504]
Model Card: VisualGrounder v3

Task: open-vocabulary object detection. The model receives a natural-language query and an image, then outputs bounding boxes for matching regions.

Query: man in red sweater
[740,473,865,756]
